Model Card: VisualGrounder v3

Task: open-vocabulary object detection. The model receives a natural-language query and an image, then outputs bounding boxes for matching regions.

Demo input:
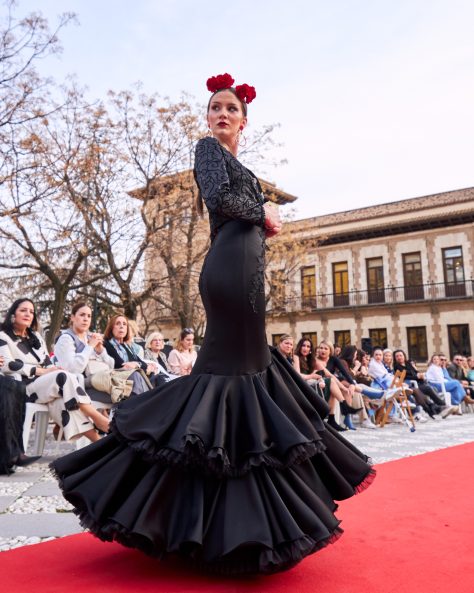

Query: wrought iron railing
[267,280,474,314]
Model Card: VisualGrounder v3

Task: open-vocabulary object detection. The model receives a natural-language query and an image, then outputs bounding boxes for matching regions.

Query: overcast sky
[16,0,474,219]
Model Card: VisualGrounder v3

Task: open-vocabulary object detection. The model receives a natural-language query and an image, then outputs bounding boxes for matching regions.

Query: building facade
[266,187,474,361]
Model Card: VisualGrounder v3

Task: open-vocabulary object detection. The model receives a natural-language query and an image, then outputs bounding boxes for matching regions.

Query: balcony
[267,280,474,314]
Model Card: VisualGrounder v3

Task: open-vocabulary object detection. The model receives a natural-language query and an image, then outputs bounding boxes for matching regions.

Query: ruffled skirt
[51,348,375,574]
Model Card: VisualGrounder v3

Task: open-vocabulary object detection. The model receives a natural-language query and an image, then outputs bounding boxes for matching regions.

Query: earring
[10,315,15,324]
[238,131,247,147]
[206,128,212,137]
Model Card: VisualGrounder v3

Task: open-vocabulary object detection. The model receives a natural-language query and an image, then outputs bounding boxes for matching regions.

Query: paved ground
[1,413,473,551]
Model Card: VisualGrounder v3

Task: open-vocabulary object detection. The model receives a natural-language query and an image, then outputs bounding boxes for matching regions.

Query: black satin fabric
[51,141,375,575]
[0,375,26,474]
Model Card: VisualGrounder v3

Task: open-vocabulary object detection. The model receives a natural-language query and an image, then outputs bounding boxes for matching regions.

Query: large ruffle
[51,348,375,574]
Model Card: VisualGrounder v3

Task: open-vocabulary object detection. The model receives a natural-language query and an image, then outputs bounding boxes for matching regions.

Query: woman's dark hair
[71,301,90,316]
[356,349,368,364]
[207,87,248,116]
[339,345,358,368]
[393,349,407,365]
[295,338,315,374]
[0,298,41,349]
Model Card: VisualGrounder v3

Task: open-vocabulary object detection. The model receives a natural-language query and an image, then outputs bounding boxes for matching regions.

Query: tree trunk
[46,287,67,351]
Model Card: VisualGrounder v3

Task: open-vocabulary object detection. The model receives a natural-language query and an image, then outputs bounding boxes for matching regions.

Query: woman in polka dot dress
[0,299,109,443]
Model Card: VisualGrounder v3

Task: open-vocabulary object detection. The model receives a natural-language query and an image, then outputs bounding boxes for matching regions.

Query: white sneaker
[440,406,456,419]
[414,413,428,423]
[361,418,376,429]
[389,415,403,424]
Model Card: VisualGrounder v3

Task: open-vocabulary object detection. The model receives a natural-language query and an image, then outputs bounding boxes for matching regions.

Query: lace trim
[248,226,266,313]
[109,421,327,478]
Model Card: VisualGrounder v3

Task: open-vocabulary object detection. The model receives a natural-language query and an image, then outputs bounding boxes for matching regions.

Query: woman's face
[394,351,405,365]
[181,334,194,350]
[383,351,393,365]
[13,301,35,329]
[71,306,92,334]
[150,337,164,352]
[363,354,370,366]
[300,340,311,356]
[112,316,128,341]
[279,338,294,355]
[373,350,383,362]
[317,343,330,359]
[431,355,440,366]
[468,357,474,369]
[207,90,247,145]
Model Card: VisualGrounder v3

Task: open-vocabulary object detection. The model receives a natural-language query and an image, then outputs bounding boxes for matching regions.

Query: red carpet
[1,442,473,593]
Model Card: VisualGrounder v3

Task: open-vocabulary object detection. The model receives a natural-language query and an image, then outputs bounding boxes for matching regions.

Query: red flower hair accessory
[206,73,257,104]
[235,83,256,104]
[206,73,235,93]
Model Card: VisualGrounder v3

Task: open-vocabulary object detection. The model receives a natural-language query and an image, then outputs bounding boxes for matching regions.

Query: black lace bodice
[194,137,265,240]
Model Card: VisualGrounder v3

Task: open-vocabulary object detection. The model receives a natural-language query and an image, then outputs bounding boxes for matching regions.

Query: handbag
[90,369,135,403]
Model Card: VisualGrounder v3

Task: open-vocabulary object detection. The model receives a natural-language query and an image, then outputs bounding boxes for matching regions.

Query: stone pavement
[1,413,473,552]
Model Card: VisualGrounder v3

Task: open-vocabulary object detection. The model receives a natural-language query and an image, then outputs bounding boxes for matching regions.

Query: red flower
[206,73,235,93]
[235,83,256,104]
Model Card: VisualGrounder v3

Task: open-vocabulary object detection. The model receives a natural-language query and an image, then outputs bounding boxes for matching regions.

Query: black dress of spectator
[393,349,446,416]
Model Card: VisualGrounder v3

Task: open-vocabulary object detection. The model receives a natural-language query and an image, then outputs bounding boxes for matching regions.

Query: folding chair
[379,370,416,432]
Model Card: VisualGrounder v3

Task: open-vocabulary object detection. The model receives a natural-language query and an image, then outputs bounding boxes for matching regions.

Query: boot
[343,414,356,430]
[327,414,348,432]
[340,400,362,415]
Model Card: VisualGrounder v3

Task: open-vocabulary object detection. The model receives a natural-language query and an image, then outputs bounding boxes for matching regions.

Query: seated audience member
[168,328,197,376]
[382,349,393,372]
[104,315,155,394]
[54,302,115,404]
[354,350,373,386]
[338,345,382,429]
[447,354,473,397]
[0,299,108,443]
[368,347,394,389]
[293,338,326,390]
[0,356,40,473]
[144,332,177,384]
[392,348,447,418]
[276,334,295,365]
[426,354,468,410]
[315,341,362,432]
[467,356,474,384]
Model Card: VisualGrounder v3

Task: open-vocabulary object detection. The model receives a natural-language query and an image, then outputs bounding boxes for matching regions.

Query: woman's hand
[88,333,104,353]
[146,362,158,374]
[35,365,60,376]
[264,203,282,237]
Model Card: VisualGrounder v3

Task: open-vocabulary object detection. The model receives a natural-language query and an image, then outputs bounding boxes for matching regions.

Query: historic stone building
[266,187,474,361]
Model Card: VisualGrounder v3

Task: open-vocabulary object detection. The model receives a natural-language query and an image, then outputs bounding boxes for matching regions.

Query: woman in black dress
[52,73,375,575]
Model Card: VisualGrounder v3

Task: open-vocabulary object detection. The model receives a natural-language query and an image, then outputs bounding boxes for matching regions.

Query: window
[301,332,318,349]
[407,327,428,361]
[443,247,466,297]
[301,266,316,308]
[402,252,424,301]
[366,257,385,303]
[272,334,286,347]
[369,328,388,350]
[448,324,471,358]
[270,270,286,311]
[332,261,349,306]
[334,330,351,349]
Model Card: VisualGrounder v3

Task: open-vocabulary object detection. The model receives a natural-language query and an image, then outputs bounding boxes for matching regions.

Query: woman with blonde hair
[168,328,197,376]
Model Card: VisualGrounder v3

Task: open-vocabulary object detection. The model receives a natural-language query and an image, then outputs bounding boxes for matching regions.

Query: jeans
[429,381,465,405]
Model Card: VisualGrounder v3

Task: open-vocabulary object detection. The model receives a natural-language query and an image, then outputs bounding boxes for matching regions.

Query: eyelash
[212,105,237,112]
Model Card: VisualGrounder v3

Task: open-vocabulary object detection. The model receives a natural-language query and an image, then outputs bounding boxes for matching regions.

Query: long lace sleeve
[194,137,265,226]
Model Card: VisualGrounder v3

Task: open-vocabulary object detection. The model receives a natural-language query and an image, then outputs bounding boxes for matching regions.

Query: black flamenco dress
[51,136,375,574]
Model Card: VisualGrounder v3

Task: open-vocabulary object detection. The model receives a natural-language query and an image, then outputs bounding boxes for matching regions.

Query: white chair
[428,381,452,406]
[22,402,50,456]
[23,399,113,455]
